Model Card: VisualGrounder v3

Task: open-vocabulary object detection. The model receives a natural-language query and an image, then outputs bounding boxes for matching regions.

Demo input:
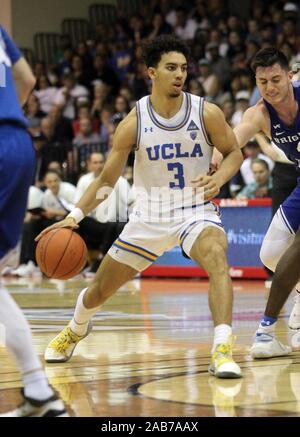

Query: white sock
[0,284,53,401]
[256,315,277,337]
[70,288,102,336]
[23,369,53,400]
[212,324,232,352]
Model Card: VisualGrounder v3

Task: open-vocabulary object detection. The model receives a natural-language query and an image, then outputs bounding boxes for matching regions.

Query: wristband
[67,208,85,224]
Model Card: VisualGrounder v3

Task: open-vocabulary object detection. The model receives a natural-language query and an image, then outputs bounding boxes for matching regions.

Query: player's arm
[1,26,35,105]
[254,133,279,161]
[191,102,243,200]
[12,58,36,106]
[35,109,136,240]
[233,103,266,148]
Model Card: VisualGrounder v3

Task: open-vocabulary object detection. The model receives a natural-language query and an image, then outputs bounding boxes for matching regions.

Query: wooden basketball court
[1,276,300,417]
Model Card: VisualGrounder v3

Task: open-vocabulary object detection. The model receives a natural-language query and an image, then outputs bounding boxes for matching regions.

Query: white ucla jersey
[133,92,214,219]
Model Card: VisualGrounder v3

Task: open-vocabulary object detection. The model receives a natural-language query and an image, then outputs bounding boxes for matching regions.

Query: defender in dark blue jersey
[0,25,67,417]
[234,48,300,359]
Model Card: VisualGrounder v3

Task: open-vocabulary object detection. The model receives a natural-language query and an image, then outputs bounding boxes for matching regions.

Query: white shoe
[250,333,291,359]
[12,261,39,277]
[0,390,68,417]
[289,292,300,330]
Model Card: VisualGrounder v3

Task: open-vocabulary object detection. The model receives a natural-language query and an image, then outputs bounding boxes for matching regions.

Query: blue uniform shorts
[281,177,300,233]
[0,125,35,259]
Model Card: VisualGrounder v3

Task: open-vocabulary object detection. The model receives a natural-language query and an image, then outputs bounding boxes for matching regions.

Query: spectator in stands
[246,19,262,45]
[231,90,250,127]
[48,105,74,142]
[227,31,245,59]
[197,58,221,102]
[99,107,114,148]
[188,79,205,96]
[73,117,102,150]
[221,100,235,126]
[77,41,94,71]
[72,103,99,136]
[128,61,150,100]
[90,81,110,118]
[75,153,105,212]
[71,54,92,89]
[237,159,272,199]
[34,75,58,114]
[205,41,231,87]
[54,72,89,120]
[240,141,274,186]
[57,47,73,76]
[128,14,149,45]
[277,17,300,52]
[173,7,198,41]
[147,12,173,40]
[47,161,64,180]
[15,170,77,276]
[110,41,133,82]
[25,94,46,138]
[91,55,120,95]
[112,95,130,121]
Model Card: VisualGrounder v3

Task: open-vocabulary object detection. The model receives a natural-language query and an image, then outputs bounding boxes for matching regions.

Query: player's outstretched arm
[35,109,136,241]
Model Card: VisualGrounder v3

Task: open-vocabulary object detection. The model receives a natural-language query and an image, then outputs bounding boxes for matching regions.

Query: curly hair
[141,35,190,68]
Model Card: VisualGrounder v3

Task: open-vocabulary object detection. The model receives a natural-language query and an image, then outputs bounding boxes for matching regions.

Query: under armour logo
[145,127,153,133]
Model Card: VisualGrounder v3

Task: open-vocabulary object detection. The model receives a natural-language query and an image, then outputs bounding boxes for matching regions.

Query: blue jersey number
[167,162,185,189]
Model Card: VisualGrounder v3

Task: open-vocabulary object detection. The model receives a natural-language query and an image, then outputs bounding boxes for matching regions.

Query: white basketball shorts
[108,201,224,271]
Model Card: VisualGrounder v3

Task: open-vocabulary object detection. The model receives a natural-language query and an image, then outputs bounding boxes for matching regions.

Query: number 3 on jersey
[167,162,185,189]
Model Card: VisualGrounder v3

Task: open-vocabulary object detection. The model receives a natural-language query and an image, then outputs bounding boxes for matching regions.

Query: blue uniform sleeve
[0,26,22,64]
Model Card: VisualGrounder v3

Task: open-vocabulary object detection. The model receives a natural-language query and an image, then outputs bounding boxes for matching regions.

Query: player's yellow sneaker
[209,339,242,379]
[44,321,92,363]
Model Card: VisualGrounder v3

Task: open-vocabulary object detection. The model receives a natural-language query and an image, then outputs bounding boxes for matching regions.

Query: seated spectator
[197,58,221,102]
[71,53,92,89]
[34,75,58,114]
[111,95,130,123]
[25,94,46,138]
[48,105,74,143]
[237,159,272,199]
[75,152,105,210]
[15,171,77,276]
[90,55,120,95]
[54,73,89,120]
[231,90,250,127]
[99,107,114,147]
[173,7,198,41]
[73,117,102,149]
[91,81,109,118]
[147,12,173,40]
[72,103,100,136]
[240,141,274,185]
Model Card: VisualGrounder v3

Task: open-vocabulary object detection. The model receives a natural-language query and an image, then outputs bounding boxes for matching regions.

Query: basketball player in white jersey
[37,36,243,378]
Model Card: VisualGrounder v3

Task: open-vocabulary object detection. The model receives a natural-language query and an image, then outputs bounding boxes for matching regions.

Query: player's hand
[190,174,220,200]
[35,217,79,242]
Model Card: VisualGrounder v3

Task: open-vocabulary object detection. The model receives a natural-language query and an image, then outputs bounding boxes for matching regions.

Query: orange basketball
[36,228,88,279]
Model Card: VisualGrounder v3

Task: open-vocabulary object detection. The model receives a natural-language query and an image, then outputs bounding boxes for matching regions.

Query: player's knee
[196,242,228,274]
[260,240,277,272]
